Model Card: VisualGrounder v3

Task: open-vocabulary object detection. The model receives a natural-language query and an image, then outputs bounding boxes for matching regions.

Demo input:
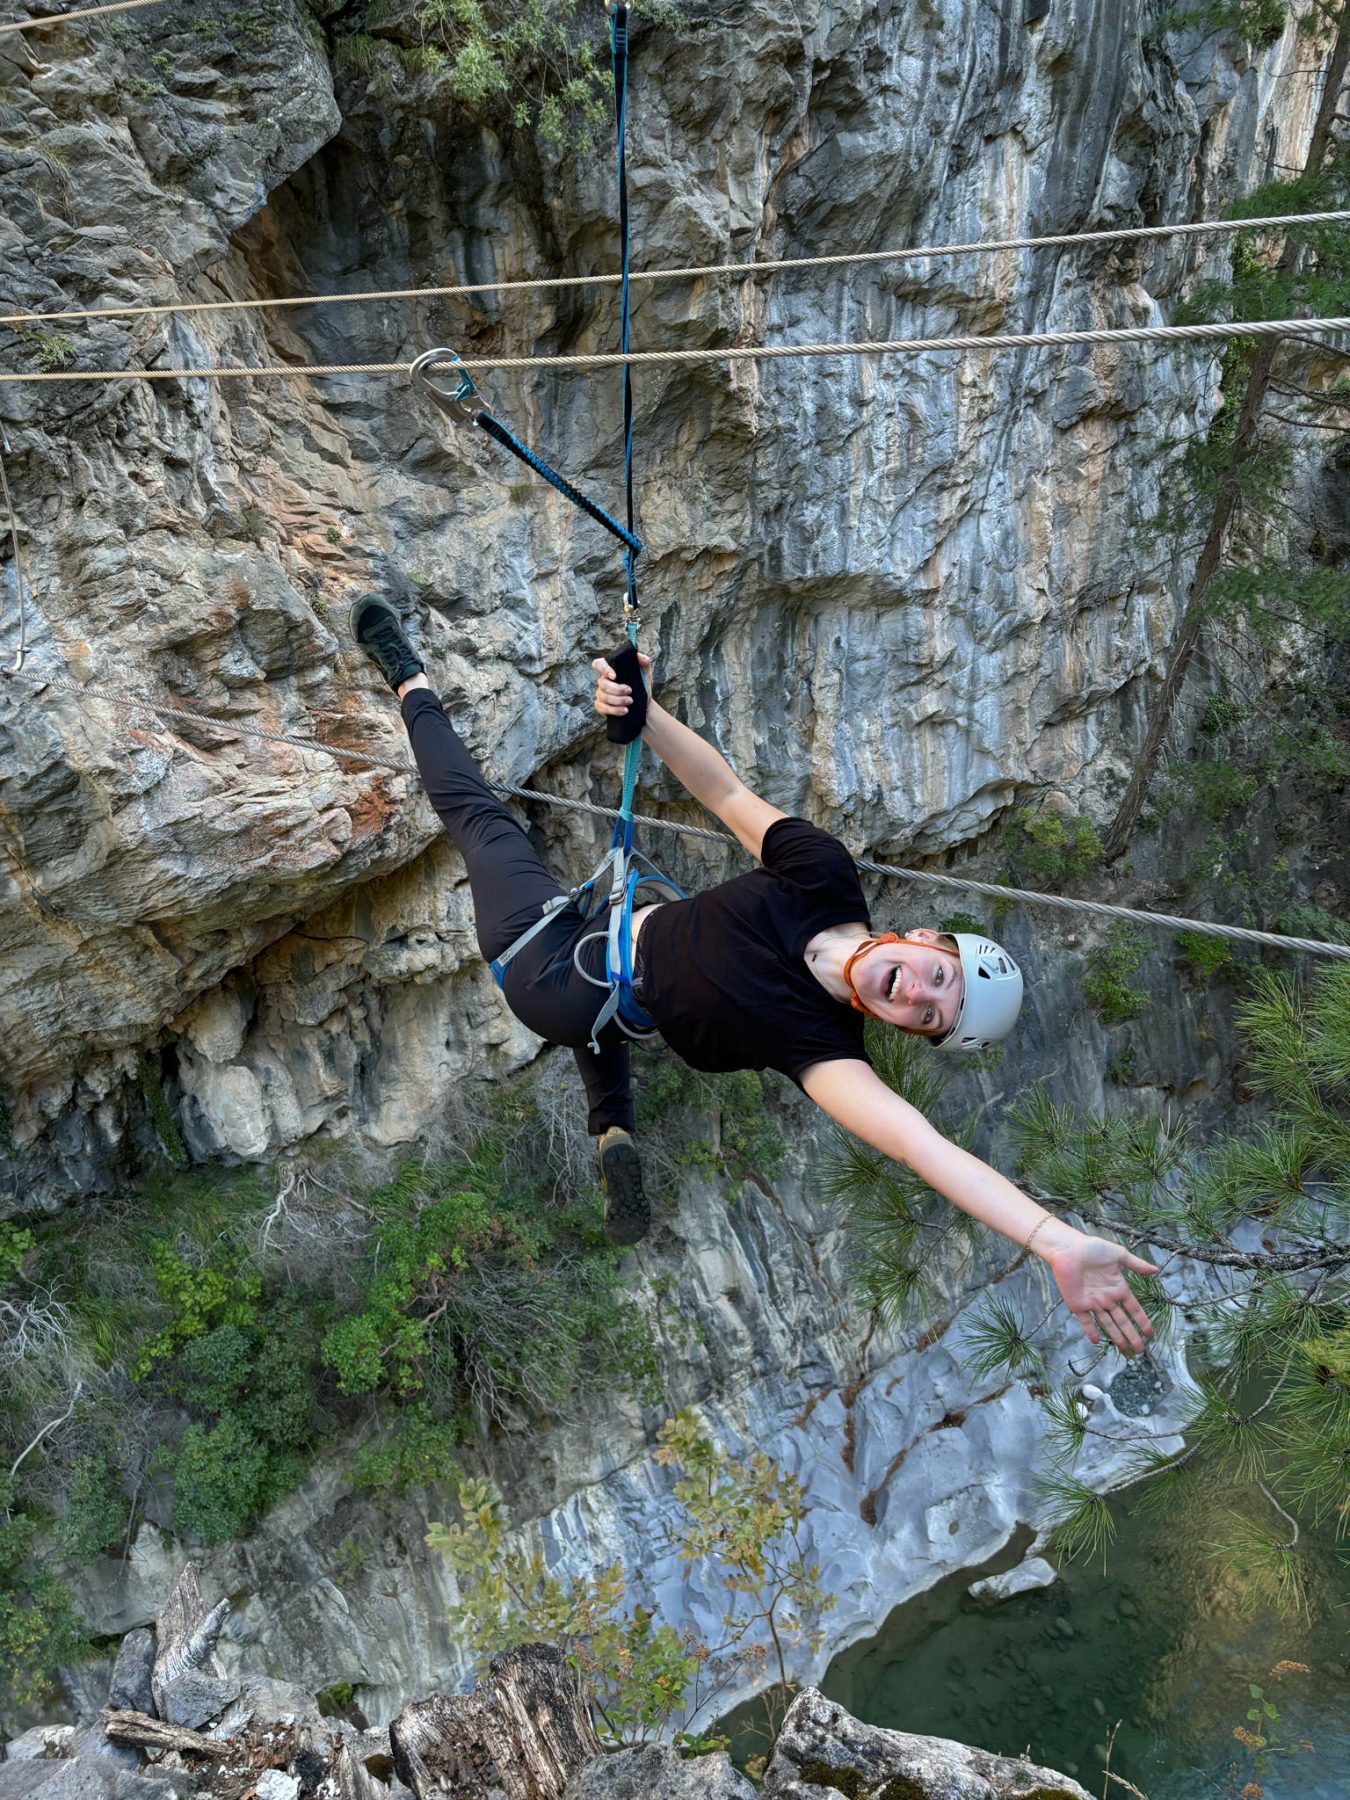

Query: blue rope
[476,411,642,554]
[610,4,639,625]
[609,2,643,853]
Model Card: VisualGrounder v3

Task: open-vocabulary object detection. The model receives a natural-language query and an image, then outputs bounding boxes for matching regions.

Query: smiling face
[851,928,965,1038]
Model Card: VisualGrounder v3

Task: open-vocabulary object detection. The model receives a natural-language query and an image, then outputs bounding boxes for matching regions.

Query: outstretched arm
[593,653,786,859]
[801,1057,1159,1354]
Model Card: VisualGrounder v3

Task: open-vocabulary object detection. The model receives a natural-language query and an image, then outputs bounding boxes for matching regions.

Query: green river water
[723,1482,1346,1795]
[819,1498,1347,1799]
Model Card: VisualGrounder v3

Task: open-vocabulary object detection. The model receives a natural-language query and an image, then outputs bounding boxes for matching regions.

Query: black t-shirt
[635,817,872,1085]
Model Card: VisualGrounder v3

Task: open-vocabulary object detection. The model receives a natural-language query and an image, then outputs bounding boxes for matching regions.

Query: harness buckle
[411,348,490,427]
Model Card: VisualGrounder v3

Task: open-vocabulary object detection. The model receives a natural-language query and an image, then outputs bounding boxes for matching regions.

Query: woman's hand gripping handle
[593,648,653,741]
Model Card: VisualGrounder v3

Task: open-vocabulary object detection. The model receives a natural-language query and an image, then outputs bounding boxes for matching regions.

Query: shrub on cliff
[321,0,691,146]
[0,1478,88,1713]
[429,1407,834,1749]
[0,1069,663,1704]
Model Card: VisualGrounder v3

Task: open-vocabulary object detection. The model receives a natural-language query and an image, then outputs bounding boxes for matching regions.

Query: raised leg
[401,686,563,960]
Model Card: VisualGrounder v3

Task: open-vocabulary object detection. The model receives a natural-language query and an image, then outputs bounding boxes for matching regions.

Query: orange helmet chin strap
[841,934,902,1016]
[842,933,959,1020]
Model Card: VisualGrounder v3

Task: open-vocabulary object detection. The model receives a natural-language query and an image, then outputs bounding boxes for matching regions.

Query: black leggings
[402,687,634,1135]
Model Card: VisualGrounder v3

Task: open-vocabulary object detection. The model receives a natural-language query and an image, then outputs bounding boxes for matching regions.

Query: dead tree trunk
[390,1644,600,1800]
[150,1563,230,1717]
[1102,13,1350,861]
[329,1734,388,1800]
[102,1710,231,1759]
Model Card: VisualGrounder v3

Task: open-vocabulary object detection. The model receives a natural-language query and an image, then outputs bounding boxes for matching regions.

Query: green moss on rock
[876,1776,927,1800]
[796,1767,868,1798]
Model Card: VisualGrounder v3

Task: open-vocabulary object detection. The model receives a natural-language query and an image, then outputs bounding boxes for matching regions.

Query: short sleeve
[761,817,857,888]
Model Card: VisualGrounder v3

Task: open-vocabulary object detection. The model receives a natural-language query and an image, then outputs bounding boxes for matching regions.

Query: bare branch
[8,1379,82,1483]
[1255,1477,1301,1550]
[1027,1189,1349,1273]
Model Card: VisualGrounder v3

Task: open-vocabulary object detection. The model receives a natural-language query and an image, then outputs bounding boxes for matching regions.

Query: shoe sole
[600,1138,650,1247]
[349,595,398,643]
[349,597,420,691]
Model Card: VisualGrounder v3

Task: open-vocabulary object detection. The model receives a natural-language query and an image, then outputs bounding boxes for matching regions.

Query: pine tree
[823,965,1349,1609]
[1103,4,1350,857]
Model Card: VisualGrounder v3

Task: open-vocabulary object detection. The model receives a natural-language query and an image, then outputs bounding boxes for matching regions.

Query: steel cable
[4,210,1348,331]
[6,669,1348,960]
[1,312,1347,385]
[0,0,169,35]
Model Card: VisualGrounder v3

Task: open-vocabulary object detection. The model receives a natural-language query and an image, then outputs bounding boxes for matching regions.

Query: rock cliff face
[0,0,1328,1191]
[60,1129,1194,1725]
[0,0,1337,1740]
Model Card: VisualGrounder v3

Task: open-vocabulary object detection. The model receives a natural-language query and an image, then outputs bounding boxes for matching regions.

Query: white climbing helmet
[934,933,1024,1053]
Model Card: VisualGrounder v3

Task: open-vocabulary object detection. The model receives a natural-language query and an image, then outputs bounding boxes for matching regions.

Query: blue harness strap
[409,349,643,558]
[610,1,640,628]
[478,411,643,556]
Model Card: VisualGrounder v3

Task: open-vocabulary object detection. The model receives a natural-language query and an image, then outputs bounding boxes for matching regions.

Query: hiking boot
[598,1127,650,1247]
[350,594,425,693]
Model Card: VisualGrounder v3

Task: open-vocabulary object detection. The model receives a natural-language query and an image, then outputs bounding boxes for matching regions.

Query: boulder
[159,1673,241,1731]
[0,1765,194,1800]
[106,1631,156,1717]
[212,1676,326,1737]
[761,1688,1091,1799]
[2,1730,77,1764]
[968,1556,1059,1604]
[562,1745,755,1799]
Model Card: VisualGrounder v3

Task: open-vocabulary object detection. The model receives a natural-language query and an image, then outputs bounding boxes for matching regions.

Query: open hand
[1046,1236,1159,1355]
[593,651,653,718]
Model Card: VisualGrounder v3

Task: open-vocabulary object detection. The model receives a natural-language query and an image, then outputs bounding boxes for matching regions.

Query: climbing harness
[412,3,683,1050]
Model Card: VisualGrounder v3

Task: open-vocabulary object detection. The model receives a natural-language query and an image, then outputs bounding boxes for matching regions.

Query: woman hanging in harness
[349,596,1158,1359]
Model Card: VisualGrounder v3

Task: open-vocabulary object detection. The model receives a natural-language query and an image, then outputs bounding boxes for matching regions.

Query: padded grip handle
[604,640,647,745]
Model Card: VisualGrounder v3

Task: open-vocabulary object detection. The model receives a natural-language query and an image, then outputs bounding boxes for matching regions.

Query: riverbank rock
[561,1745,754,1799]
[0,1766,195,1800]
[761,1686,1092,1799]
[968,1555,1059,1604]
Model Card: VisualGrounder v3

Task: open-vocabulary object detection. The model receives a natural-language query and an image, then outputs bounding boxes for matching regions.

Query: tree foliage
[321,1,688,146]
[1158,3,1288,47]
[430,1407,833,1747]
[1103,31,1350,859]
[827,963,1350,1608]
[0,1067,660,1705]
[0,1478,87,1713]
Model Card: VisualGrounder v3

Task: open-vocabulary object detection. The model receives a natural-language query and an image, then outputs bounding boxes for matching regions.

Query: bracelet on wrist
[1024,1214,1054,1256]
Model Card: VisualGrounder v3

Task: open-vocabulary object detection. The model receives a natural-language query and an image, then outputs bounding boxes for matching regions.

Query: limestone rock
[252,1775,299,1800]
[762,1687,1091,1798]
[158,1673,241,1731]
[561,1749,756,1800]
[0,0,1328,1195]
[0,1766,194,1800]
[562,1746,755,1800]
[2,1729,77,1763]
[67,1737,136,1775]
[106,1630,157,1718]
[967,1555,1059,1604]
[212,1678,326,1738]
